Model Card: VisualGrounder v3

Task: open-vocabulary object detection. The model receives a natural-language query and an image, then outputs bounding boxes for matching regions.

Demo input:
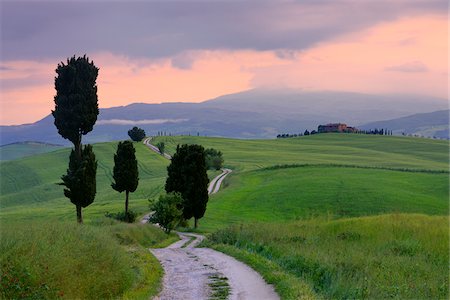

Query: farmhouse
[318,123,358,133]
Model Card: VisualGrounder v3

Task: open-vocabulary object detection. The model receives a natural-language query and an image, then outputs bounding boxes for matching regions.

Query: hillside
[360,109,449,139]
[152,134,449,230]
[0,141,65,161]
[0,142,169,221]
[1,134,448,299]
[1,89,446,145]
[2,134,447,223]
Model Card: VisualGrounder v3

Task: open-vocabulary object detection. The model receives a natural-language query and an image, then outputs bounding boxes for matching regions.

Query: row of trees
[53,56,220,228]
[277,128,393,138]
[362,129,393,135]
[53,56,140,223]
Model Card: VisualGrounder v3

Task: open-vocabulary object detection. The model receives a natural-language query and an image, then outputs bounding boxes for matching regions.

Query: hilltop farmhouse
[318,123,358,133]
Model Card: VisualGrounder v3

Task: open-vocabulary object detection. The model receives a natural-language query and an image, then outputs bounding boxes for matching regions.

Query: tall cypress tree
[165,144,209,228]
[52,55,99,223]
[61,145,97,223]
[112,141,139,214]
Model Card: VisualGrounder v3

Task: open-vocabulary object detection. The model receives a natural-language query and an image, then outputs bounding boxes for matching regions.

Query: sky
[0,0,448,125]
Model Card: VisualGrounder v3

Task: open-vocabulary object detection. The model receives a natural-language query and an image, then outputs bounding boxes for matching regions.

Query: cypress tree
[165,144,209,228]
[52,55,99,223]
[112,141,139,214]
[61,145,97,223]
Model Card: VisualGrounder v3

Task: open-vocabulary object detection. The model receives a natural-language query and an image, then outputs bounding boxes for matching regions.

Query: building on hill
[318,123,358,133]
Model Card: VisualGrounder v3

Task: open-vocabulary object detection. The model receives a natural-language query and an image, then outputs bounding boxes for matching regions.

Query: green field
[154,134,448,172]
[0,142,169,222]
[153,134,449,230]
[0,142,65,161]
[1,134,448,299]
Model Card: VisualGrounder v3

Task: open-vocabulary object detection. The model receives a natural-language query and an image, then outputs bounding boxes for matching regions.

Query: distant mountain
[0,89,447,145]
[359,110,449,139]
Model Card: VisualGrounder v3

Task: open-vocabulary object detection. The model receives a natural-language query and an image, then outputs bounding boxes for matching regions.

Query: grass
[0,141,169,222]
[0,219,176,299]
[153,134,449,172]
[1,134,448,298]
[208,273,231,300]
[0,142,65,161]
[204,214,449,299]
[198,165,449,231]
[151,135,448,231]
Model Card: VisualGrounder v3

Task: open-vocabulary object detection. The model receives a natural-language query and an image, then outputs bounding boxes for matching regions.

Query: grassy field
[1,134,448,299]
[205,214,449,299]
[0,141,169,222]
[153,134,448,230]
[0,142,65,161]
[0,219,175,299]
[199,165,448,231]
[153,134,448,172]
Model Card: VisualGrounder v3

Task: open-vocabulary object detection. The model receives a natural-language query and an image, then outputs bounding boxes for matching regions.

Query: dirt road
[143,137,275,299]
[151,233,279,300]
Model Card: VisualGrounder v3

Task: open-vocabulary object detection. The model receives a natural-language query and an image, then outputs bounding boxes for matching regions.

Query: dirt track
[151,233,279,300]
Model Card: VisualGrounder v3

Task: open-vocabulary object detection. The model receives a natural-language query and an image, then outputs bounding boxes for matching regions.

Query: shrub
[105,210,137,223]
[149,192,183,233]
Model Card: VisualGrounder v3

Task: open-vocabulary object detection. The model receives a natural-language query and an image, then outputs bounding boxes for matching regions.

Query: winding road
[143,137,232,195]
[143,137,278,299]
[151,233,279,300]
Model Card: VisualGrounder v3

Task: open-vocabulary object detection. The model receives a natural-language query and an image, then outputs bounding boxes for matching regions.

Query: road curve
[151,233,279,300]
[143,137,232,195]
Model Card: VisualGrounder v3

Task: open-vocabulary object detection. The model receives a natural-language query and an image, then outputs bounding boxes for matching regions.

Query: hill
[360,110,449,139]
[1,89,446,145]
[0,141,65,161]
[152,134,449,231]
[0,142,169,221]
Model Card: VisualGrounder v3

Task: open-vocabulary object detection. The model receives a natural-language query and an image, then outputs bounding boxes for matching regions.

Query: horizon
[0,0,448,125]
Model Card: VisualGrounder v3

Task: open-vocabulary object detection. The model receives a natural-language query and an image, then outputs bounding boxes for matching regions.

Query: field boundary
[259,163,449,174]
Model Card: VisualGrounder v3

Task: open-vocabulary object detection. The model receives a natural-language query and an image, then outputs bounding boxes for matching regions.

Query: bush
[156,142,165,155]
[149,192,183,233]
[205,148,224,170]
[105,210,137,223]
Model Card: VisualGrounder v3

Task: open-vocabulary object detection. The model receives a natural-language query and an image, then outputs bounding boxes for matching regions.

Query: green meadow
[0,142,64,161]
[1,142,169,222]
[1,134,448,299]
[205,214,448,299]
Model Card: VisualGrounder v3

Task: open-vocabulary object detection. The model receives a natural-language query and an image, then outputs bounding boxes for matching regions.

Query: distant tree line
[277,128,393,138]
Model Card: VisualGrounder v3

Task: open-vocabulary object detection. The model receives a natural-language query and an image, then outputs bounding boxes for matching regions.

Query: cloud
[385,61,429,73]
[96,119,188,126]
[0,1,446,60]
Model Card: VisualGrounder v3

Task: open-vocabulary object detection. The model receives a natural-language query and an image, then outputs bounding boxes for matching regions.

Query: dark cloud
[385,61,429,73]
[0,0,446,61]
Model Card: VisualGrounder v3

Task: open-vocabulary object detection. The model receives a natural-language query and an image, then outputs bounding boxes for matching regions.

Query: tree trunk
[125,190,129,214]
[194,218,198,228]
[76,205,83,224]
[74,140,82,161]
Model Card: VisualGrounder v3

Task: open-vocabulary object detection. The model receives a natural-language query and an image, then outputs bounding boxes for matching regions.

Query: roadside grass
[0,219,176,299]
[204,214,449,300]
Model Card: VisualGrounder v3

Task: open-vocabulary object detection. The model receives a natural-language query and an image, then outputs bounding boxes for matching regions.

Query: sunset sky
[0,0,448,125]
